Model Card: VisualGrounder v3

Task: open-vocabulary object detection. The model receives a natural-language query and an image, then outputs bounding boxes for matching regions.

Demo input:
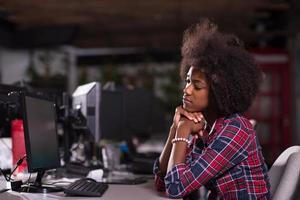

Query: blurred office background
[0,0,300,166]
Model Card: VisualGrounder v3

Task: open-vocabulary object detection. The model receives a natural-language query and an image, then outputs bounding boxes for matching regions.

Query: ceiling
[0,0,295,49]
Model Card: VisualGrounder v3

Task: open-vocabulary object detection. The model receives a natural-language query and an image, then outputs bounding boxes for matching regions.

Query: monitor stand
[20,170,63,193]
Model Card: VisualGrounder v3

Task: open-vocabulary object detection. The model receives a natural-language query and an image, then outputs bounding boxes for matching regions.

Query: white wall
[0,49,30,84]
[0,48,67,85]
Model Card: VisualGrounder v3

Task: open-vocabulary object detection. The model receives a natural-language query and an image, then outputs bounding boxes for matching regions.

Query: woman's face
[182,66,209,112]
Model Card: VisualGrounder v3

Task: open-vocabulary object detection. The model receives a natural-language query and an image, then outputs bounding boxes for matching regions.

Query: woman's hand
[173,106,204,128]
[177,117,205,138]
[161,106,205,173]
[172,106,206,138]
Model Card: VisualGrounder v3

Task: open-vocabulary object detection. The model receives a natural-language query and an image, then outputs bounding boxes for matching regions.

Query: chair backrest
[268,146,300,200]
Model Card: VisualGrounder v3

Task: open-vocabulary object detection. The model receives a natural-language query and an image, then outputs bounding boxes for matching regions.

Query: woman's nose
[183,84,192,95]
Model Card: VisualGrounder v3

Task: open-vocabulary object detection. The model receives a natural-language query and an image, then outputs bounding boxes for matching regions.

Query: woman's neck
[203,110,218,128]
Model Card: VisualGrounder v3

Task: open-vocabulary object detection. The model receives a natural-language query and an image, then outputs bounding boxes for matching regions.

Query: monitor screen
[100,90,124,141]
[71,85,154,142]
[22,94,60,172]
[100,88,153,142]
[72,82,101,143]
[123,89,153,137]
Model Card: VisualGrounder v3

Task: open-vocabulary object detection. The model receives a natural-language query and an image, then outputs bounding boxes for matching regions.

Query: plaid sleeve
[153,138,195,193]
[153,158,166,191]
[164,121,251,198]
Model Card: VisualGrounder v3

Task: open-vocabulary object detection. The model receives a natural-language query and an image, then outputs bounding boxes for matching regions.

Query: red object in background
[247,48,292,165]
[11,119,27,174]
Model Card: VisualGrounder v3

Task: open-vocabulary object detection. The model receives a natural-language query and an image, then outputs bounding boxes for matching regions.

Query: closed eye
[194,85,203,90]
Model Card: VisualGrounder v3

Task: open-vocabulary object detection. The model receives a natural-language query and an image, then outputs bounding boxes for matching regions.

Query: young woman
[153,19,270,199]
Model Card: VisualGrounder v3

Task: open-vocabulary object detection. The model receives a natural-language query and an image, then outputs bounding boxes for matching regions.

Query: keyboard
[64,178,108,197]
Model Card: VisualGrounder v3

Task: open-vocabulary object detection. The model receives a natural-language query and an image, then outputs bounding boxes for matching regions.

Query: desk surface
[0,179,169,200]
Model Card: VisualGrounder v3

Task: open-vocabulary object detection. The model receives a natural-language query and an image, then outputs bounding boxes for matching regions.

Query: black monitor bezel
[21,92,60,173]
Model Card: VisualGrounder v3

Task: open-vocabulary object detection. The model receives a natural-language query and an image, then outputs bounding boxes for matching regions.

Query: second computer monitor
[100,88,153,141]
[22,93,60,173]
[122,89,153,138]
[71,83,154,142]
[72,82,101,143]
[100,90,124,141]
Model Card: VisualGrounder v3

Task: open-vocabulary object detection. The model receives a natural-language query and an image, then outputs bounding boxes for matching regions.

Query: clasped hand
[173,106,206,138]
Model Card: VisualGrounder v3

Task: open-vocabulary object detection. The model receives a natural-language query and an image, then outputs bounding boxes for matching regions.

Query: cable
[0,155,27,192]
[8,154,27,181]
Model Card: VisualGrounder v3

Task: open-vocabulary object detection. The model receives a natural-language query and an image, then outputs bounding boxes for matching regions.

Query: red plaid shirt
[154,114,270,199]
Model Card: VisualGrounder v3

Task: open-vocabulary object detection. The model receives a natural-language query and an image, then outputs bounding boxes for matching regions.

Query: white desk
[0,179,170,200]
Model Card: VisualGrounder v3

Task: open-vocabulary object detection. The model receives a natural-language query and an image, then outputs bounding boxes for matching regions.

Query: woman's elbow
[154,176,166,192]
[165,183,186,199]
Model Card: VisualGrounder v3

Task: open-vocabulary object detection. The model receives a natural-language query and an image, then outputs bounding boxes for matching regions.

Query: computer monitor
[123,89,153,138]
[71,85,154,143]
[99,88,154,142]
[72,82,101,143]
[100,90,124,141]
[21,93,61,193]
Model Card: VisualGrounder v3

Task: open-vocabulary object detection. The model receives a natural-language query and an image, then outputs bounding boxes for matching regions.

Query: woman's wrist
[176,121,192,138]
[170,123,177,131]
[169,124,177,136]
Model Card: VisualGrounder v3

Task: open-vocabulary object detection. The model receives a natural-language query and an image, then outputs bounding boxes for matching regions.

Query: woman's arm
[158,124,177,174]
[154,106,204,192]
[167,118,203,172]
[159,106,203,174]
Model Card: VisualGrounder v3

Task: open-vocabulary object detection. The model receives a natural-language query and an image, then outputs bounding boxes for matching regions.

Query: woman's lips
[183,97,192,105]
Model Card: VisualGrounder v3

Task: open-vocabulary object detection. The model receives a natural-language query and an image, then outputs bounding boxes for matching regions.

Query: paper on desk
[86,169,104,182]
[0,138,12,170]
[0,176,10,191]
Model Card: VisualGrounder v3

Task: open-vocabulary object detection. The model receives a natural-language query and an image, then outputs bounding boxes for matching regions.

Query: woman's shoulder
[209,114,255,151]
[221,113,254,134]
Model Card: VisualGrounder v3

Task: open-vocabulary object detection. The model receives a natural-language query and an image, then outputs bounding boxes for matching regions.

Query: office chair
[268,146,300,200]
